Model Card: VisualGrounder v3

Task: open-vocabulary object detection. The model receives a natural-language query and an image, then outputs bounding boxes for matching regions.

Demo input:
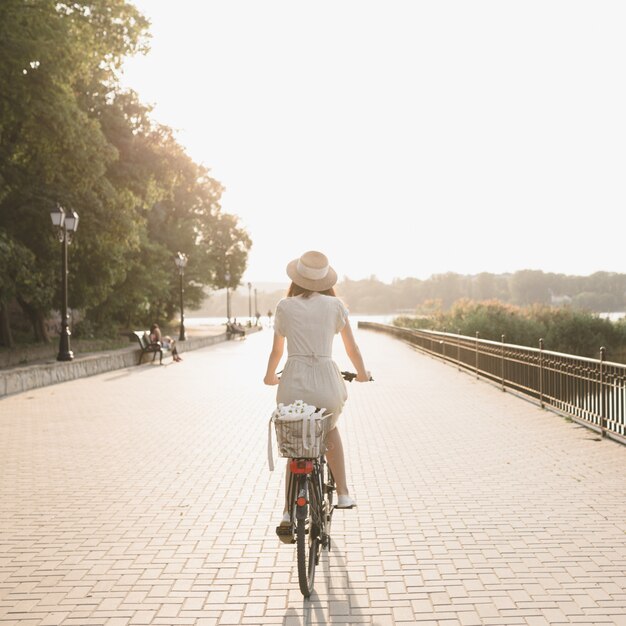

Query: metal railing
[359,322,626,445]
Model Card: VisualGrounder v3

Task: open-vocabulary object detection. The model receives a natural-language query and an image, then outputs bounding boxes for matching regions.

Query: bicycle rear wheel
[296,475,319,597]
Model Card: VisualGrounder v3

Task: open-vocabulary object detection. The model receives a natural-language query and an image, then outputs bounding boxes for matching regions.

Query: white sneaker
[336,494,357,509]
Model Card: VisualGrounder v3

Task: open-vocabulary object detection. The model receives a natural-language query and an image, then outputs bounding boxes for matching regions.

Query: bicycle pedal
[275,525,295,544]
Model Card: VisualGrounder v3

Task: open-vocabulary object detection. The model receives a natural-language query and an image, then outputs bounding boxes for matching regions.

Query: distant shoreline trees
[336,271,626,315]
[194,270,626,320]
[0,1,251,347]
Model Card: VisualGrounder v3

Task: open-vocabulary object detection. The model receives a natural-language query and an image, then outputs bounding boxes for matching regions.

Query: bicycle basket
[273,404,332,460]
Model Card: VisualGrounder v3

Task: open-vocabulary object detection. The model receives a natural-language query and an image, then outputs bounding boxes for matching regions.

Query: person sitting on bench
[150,323,182,362]
[226,320,246,337]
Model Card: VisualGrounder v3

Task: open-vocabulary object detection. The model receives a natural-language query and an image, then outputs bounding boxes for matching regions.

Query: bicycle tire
[296,475,319,597]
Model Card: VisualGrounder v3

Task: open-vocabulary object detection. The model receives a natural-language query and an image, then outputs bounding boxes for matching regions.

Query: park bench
[130,331,168,364]
[226,321,246,340]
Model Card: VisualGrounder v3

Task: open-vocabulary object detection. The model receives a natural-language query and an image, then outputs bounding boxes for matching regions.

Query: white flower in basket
[267,400,332,471]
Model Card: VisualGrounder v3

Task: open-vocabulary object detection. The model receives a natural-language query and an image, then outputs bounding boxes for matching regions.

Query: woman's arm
[340,321,371,382]
[264,332,285,385]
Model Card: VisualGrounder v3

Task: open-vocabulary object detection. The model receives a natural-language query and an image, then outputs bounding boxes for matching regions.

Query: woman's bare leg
[325,427,349,495]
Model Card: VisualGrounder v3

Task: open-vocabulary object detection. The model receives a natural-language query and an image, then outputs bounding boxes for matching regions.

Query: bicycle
[273,370,368,597]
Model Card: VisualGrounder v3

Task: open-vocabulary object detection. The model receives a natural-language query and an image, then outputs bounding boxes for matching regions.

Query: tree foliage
[0,1,251,344]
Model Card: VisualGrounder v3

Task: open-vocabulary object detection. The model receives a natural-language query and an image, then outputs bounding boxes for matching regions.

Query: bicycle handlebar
[341,371,374,382]
[276,370,373,382]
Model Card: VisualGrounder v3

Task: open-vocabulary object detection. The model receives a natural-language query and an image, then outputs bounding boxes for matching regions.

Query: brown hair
[287,281,336,298]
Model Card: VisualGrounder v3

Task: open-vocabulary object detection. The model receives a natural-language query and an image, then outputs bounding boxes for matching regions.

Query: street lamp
[247,281,252,322]
[50,204,79,361]
[174,251,188,341]
[254,287,258,325]
[224,270,231,322]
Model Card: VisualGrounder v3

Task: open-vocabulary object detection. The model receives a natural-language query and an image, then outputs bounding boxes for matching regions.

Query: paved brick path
[1,328,625,626]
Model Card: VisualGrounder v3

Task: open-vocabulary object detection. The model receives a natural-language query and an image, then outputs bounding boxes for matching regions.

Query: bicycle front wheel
[296,476,319,597]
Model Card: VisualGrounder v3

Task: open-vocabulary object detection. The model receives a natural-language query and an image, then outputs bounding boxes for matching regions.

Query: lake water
[600,312,625,321]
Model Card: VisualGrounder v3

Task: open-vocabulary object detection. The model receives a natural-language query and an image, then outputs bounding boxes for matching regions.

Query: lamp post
[174,251,188,341]
[247,281,252,322]
[224,270,231,322]
[50,204,79,361]
[254,287,258,325]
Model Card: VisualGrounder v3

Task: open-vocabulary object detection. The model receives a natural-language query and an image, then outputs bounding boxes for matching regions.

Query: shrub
[394,301,626,361]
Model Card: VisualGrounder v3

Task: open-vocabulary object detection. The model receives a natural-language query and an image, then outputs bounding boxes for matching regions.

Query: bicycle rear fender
[296,478,309,521]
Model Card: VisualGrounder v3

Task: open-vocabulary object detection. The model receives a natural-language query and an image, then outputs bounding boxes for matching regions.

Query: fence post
[475,331,480,379]
[501,334,506,391]
[600,346,606,438]
[539,338,544,408]
[457,328,461,371]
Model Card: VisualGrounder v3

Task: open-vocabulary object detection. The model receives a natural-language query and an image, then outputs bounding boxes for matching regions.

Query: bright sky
[121,0,626,284]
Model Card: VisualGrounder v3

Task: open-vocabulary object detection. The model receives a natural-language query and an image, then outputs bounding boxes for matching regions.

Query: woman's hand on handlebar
[356,370,372,383]
[264,373,280,386]
[342,370,373,382]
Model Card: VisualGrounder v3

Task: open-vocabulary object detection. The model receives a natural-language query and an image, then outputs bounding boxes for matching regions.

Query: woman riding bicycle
[263,250,372,527]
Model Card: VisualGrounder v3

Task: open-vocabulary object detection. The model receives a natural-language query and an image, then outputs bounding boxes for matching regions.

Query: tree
[0,232,52,346]
[83,111,252,329]
[509,270,551,305]
[0,0,149,340]
[207,212,252,291]
[0,2,253,340]
[471,272,508,302]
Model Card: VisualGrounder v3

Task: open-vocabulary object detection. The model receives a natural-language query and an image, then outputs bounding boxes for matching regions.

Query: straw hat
[286,250,337,291]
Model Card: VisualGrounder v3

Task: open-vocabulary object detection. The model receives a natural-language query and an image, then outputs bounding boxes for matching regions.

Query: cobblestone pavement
[1,327,625,626]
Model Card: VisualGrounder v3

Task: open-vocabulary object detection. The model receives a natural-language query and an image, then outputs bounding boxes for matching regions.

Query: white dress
[274,293,349,429]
